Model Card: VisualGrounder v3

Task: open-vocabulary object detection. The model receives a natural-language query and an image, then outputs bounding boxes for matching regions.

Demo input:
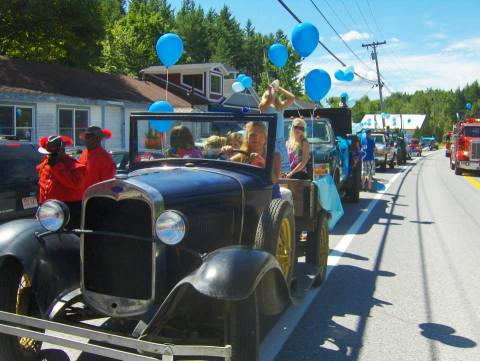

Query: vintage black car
[0,112,330,361]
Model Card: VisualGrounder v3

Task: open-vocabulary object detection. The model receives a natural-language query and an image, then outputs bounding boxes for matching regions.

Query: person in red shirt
[37,135,85,228]
[78,126,116,192]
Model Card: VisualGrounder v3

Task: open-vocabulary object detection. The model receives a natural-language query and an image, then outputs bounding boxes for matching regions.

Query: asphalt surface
[265,150,480,361]
[39,150,480,361]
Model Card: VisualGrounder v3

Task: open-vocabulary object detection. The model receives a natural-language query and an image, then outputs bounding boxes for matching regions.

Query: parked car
[0,136,43,223]
[284,107,361,202]
[0,112,330,361]
[421,136,438,150]
[372,132,395,170]
[408,138,422,157]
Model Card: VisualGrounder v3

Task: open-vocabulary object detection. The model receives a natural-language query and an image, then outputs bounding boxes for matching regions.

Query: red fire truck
[450,118,480,175]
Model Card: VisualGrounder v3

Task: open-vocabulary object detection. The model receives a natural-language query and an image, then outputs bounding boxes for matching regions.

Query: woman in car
[229,121,282,198]
[286,117,310,179]
[168,125,202,158]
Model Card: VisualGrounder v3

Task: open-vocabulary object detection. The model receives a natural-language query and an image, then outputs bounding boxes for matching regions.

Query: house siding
[105,106,123,150]
[36,103,57,139]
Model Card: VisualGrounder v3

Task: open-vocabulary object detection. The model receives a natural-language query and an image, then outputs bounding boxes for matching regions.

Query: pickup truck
[372,132,396,170]
[284,107,361,202]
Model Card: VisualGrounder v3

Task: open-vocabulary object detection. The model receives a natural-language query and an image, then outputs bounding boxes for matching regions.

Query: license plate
[22,196,38,209]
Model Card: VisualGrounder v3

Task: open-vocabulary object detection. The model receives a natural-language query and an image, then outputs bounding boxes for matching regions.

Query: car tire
[0,259,42,361]
[450,159,455,170]
[226,292,259,361]
[380,160,387,171]
[255,199,296,284]
[305,211,329,286]
[455,163,462,175]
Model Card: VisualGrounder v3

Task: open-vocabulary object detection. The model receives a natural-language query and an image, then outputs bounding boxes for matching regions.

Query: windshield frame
[129,112,277,179]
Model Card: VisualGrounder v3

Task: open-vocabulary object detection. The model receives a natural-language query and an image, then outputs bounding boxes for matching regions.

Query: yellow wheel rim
[16,274,40,352]
[276,218,293,277]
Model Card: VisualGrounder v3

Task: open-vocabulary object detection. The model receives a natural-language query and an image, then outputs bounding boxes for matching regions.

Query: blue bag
[314,174,344,230]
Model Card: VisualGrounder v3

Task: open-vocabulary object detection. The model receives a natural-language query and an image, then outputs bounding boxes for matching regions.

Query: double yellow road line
[465,176,480,191]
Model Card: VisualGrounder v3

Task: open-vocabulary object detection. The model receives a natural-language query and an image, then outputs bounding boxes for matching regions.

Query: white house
[359,113,427,136]
[0,56,210,149]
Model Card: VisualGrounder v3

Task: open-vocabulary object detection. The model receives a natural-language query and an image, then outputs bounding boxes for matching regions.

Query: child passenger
[168,125,202,158]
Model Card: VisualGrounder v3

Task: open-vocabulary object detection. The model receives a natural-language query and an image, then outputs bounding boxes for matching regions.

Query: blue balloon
[241,76,253,89]
[407,118,412,123]
[232,81,245,93]
[343,71,354,81]
[268,43,288,68]
[466,102,472,109]
[334,70,345,81]
[156,33,183,67]
[237,73,246,81]
[340,92,349,102]
[148,101,174,132]
[292,22,319,57]
[304,69,331,102]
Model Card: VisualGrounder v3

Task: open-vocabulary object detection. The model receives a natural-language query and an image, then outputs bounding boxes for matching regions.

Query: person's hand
[285,172,293,179]
[221,145,234,155]
[271,79,280,90]
[249,153,266,167]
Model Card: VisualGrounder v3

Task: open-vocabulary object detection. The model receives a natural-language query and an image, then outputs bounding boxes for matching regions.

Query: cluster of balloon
[466,102,472,110]
[268,43,288,68]
[381,112,390,119]
[232,73,254,93]
[334,66,355,82]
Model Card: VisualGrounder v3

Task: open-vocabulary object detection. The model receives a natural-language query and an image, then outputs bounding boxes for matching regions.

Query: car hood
[123,166,260,206]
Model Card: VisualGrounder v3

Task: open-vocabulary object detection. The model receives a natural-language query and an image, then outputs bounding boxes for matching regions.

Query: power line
[308,0,375,73]
[276,0,376,84]
[322,0,350,33]
[354,0,374,35]
[363,41,387,126]
[340,0,360,29]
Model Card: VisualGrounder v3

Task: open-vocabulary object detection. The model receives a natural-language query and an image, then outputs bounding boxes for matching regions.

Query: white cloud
[427,32,446,40]
[340,30,371,42]
[443,37,480,52]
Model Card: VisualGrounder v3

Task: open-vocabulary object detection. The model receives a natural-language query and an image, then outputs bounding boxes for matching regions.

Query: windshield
[465,126,480,137]
[284,119,331,143]
[373,135,385,144]
[132,114,274,171]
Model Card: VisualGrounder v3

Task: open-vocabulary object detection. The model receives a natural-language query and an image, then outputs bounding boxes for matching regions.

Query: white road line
[260,158,421,361]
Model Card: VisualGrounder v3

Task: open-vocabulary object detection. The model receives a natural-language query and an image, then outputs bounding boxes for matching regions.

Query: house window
[58,108,88,145]
[182,74,203,92]
[0,105,33,141]
[210,73,222,94]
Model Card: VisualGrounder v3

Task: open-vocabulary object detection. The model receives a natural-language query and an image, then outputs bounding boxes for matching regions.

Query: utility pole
[362,41,387,128]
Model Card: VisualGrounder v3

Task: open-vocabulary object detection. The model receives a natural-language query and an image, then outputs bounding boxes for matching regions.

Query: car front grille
[83,197,153,300]
[470,142,480,160]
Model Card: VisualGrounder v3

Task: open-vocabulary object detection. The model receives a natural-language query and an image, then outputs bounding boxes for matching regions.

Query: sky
[167,0,480,101]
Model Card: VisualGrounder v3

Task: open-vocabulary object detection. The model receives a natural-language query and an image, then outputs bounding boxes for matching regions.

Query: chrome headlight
[36,200,70,231]
[155,210,187,245]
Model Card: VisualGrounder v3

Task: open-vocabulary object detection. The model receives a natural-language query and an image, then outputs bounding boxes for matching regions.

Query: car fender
[136,246,290,338]
[0,218,80,317]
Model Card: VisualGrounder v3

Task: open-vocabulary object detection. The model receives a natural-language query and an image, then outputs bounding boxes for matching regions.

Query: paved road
[40,151,480,361]
[264,150,480,361]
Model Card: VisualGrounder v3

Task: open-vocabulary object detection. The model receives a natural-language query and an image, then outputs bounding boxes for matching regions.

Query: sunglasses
[293,126,305,132]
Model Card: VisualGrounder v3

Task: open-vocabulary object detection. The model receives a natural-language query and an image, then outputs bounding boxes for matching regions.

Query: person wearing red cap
[37,135,85,228]
[78,126,116,192]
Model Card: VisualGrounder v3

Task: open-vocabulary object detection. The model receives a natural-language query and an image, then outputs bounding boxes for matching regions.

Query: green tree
[210,6,244,68]
[99,0,175,75]
[98,0,126,28]
[0,0,105,68]
[175,0,210,63]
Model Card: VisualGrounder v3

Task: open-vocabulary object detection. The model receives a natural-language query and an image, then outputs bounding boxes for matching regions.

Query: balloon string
[165,68,169,102]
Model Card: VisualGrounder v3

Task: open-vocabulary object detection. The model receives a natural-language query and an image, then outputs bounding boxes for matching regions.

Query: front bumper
[0,311,231,361]
[374,155,385,165]
[458,160,480,170]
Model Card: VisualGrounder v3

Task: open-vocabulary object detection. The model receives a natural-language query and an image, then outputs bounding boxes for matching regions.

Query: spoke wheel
[306,211,330,286]
[255,199,296,283]
[0,259,42,361]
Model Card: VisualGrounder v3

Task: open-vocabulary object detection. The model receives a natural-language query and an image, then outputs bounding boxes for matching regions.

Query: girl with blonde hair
[286,117,310,179]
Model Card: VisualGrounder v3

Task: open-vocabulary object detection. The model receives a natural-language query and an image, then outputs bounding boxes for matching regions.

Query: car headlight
[155,210,187,245]
[36,200,70,231]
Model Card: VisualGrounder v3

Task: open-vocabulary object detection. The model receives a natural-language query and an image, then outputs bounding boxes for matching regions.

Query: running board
[0,311,231,361]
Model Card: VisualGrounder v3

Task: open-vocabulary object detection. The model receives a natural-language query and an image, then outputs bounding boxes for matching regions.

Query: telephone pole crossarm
[362,41,387,128]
